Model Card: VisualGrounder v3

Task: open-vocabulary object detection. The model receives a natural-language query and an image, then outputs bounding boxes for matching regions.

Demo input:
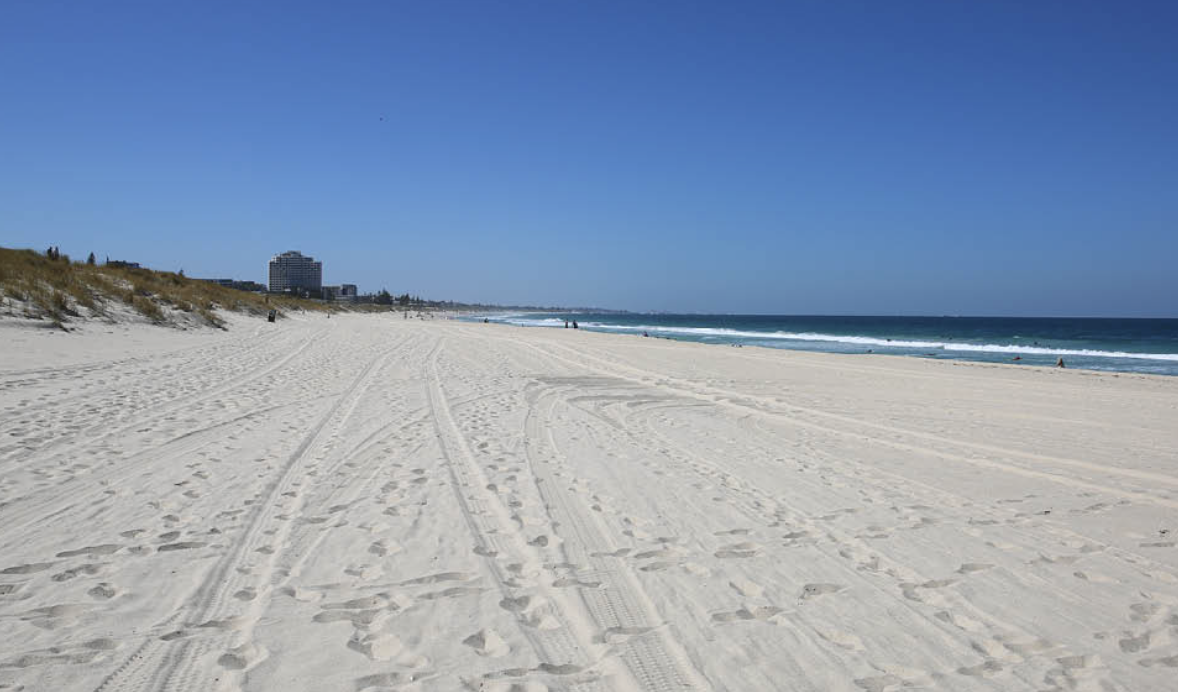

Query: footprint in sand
[87,583,118,600]
[855,674,904,692]
[957,659,1003,677]
[714,528,751,537]
[800,583,844,600]
[715,542,761,559]
[817,629,865,652]
[401,571,474,586]
[782,530,811,545]
[1074,570,1118,584]
[347,633,405,661]
[1,562,54,575]
[158,541,207,552]
[1118,630,1154,654]
[463,628,510,657]
[595,626,655,644]
[499,595,534,613]
[934,610,986,633]
[417,586,485,601]
[198,616,247,631]
[712,605,786,623]
[591,548,630,558]
[552,575,601,588]
[52,563,104,582]
[728,578,764,598]
[217,642,267,671]
[21,603,91,629]
[367,540,402,557]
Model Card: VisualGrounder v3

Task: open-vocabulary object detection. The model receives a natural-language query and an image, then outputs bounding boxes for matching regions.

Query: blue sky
[2,1,1176,315]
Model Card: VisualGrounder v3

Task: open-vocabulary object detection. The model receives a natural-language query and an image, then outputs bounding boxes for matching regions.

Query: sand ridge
[1,314,1176,690]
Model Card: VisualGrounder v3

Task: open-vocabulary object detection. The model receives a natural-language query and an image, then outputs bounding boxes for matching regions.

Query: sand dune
[2,314,1177,691]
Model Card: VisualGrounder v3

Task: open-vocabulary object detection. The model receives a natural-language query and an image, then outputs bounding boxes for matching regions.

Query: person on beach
[573,321,579,329]
[1057,358,1066,368]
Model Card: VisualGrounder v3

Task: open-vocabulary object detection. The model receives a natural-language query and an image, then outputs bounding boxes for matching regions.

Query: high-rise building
[268,251,322,293]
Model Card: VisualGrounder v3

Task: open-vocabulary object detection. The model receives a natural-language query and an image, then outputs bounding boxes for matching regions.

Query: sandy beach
[2,313,1177,691]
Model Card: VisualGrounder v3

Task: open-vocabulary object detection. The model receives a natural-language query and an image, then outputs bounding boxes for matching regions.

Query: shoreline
[473,314,1178,384]
[473,313,1178,377]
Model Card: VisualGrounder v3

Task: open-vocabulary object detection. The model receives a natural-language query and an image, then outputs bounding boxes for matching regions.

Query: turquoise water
[474,314,1178,376]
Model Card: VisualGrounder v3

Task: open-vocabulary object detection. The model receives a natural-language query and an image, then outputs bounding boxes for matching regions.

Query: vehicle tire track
[93,346,390,692]
[518,338,1178,510]
[426,341,613,691]
[520,382,711,691]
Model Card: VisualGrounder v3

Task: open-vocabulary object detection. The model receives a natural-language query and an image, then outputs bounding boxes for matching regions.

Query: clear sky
[2,1,1176,316]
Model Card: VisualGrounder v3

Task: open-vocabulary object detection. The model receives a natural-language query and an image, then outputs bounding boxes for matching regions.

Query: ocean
[473,314,1178,376]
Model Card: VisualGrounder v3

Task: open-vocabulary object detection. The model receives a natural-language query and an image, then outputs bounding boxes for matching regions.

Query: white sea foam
[486,316,1178,362]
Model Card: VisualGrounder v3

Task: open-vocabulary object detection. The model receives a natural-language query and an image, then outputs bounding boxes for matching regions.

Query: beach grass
[0,246,340,328]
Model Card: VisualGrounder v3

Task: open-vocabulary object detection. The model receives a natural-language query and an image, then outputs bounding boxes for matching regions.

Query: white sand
[2,313,1177,691]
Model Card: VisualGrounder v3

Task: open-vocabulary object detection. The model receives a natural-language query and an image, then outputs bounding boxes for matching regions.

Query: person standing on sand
[1057,358,1066,368]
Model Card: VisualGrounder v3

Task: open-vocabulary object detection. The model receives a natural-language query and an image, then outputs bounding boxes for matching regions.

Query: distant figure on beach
[643,331,649,337]
[1057,358,1066,368]
[484,318,489,323]
[572,321,579,329]
[564,320,569,328]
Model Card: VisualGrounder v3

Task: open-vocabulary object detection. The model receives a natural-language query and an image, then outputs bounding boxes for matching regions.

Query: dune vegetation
[0,247,336,329]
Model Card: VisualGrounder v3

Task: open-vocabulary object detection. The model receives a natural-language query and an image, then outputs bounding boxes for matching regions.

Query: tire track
[6,326,328,468]
[426,341,613,692]
[519,339,1178,510]
[93,345,390,692]
[520,382,710,692]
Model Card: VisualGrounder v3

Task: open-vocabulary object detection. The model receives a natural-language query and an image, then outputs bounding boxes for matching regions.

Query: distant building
[322,283,358,302]
[268,251,322,293]
[105,259,140,269]
[203,278,267,292]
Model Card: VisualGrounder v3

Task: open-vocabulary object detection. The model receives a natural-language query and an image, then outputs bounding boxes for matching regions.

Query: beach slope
[1,315,1176,691]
